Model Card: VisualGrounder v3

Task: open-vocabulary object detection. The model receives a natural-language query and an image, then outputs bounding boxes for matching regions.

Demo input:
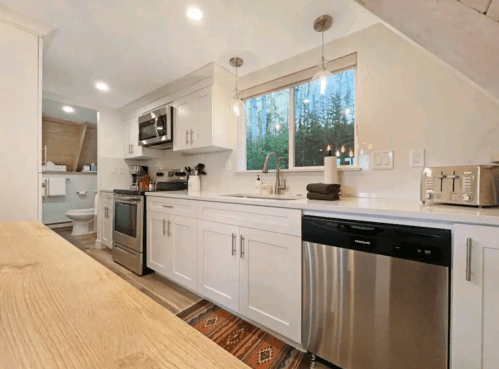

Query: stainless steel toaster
[421,165,499,207]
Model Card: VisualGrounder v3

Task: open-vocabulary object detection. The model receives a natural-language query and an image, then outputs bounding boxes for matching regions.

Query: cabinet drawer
[101,193,113,203]
[147,196,197,218]
[197,201,301,236]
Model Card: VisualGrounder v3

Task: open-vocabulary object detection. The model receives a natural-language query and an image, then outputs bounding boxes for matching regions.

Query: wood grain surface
[0,221,249,369]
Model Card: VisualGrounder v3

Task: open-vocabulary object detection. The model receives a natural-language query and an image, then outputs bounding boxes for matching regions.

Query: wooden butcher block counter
[0,221,248,369]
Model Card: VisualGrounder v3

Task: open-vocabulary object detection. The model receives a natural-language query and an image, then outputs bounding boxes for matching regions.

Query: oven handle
[114,197,142,202]
[115,200,141,205]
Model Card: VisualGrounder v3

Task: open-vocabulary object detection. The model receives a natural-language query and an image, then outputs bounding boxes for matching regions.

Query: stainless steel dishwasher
[302,216,451,369]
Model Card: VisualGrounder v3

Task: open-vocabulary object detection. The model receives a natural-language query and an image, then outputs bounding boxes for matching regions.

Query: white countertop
[146,191,499,226]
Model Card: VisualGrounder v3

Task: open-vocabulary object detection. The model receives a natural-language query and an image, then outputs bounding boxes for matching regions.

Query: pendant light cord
[322,31,325,68]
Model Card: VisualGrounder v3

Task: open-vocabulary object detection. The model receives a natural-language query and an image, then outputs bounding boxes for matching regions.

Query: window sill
[235,166,362,175]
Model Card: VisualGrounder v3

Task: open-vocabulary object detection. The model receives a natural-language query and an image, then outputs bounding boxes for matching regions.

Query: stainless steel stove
[111,169,187,275]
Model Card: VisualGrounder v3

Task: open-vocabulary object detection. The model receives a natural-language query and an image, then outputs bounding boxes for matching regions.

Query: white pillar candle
[324,156,338,184]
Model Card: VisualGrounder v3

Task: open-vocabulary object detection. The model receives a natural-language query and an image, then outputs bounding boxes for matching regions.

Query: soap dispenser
[255,175,262,194]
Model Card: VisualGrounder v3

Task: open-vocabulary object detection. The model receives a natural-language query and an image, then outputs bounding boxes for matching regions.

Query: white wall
[0,20,40,223]
[145,23,499,200]
[42,173,97,224]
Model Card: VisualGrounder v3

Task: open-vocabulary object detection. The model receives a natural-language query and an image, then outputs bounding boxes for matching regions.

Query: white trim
[0,4,55,37]
[235,166,361,175]
[288,86,295,169]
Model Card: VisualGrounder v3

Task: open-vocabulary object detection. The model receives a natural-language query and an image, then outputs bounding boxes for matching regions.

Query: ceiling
[2,0,380,109]
[43,99,98,125]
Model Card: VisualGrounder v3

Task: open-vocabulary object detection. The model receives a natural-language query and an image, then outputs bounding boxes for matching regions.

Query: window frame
[237,67,359,173]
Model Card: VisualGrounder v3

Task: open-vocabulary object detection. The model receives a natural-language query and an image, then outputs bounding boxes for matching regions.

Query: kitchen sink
[219,193,303,201]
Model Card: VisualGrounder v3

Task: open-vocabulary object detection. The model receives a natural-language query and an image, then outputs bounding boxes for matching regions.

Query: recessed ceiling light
[95,82,110,92]
[186,6,203,21]
[62,106,74,113]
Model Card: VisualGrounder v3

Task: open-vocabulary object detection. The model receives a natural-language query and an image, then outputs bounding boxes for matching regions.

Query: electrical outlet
[410,149,425,168]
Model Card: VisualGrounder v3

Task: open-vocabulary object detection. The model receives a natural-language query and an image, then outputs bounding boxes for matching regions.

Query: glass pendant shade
[311,57,332,95]
[228,91,244,117]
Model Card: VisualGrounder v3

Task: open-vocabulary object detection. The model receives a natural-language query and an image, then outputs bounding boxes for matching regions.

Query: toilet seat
[67,208,94,216]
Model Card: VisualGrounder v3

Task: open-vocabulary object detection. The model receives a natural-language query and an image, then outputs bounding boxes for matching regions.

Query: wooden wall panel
[42,116,97,172]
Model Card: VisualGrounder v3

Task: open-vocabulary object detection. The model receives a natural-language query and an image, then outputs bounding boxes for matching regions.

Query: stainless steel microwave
[138,106,174,149]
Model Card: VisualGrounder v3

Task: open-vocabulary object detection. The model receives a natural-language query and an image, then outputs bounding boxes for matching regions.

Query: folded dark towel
[306,183,341,194]
[307,192,340,201]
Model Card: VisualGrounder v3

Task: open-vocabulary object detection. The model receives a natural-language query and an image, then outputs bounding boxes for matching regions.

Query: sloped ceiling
[355,0,499,103]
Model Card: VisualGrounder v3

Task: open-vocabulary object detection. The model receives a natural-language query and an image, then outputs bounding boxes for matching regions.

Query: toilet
[66,208,95,236]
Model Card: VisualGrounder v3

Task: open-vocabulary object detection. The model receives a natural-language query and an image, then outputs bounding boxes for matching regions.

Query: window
[242,68,356,171]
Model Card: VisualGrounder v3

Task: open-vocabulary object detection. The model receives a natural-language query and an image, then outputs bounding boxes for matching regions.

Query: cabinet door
[190,86,213,149]
[197,220,240,311]
[167,215,197,291]
[101,199,113,247]
[124,117,160,159]
[173,96,194,151]
[146,211,169,276]
[239,227,301,342]
[452,224,499,369]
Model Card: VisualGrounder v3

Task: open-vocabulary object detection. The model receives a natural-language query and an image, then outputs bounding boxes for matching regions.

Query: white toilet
[66,208,95,236]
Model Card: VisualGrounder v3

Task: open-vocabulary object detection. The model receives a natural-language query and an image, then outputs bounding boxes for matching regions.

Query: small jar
[149,181,156,191]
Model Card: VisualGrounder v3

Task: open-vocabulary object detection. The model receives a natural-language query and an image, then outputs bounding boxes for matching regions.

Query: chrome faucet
[262,152,286,195]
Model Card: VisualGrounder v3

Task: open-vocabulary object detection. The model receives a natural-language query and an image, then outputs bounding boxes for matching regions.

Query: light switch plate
[410,149,425,168]
[119,166,125,174]
[111,166,116,174]
[372,151,394,170]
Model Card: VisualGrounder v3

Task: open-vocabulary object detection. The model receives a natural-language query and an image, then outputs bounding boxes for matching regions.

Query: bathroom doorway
[41,98,98,236]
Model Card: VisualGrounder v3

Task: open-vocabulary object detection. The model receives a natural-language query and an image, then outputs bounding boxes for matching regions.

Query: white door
[173,96,194,151]
[452,224,499,369]
[101,197,113,248]
[146,211,169,276]
[197,220,240,311]
[190,86,213,149]
[239,227,302,342]
[167,215,198,291]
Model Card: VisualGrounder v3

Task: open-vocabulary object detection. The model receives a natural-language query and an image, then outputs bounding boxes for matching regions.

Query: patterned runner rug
[177,299,314,369]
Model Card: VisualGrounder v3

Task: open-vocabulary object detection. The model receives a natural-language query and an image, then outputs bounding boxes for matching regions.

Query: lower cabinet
[197,221,240,311]
[100,193,113,248]
[147,211,197,291]
[197,220,301,342]
[452,224,499,369]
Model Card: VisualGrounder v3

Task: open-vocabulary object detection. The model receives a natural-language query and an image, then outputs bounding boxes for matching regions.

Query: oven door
[113,196,143,252]
[138,107,172,146]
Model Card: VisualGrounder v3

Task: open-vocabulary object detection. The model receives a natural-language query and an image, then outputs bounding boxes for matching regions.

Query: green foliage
[244,69,356,170]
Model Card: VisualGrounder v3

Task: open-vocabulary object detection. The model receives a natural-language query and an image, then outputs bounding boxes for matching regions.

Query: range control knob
[462,194,473,202]
[425,192,434,200]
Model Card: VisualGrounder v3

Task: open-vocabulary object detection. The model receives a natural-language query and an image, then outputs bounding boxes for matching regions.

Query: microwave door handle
[154,116,160,138]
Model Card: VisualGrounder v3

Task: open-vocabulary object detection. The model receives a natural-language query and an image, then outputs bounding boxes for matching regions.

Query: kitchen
[1,1,499,368]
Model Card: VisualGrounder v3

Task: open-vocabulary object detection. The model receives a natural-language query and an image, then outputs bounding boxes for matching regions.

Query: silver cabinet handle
[190,129,194,143]
[104,207,107,218]
[128,144,131,154]
[232,233,236,256]
[167,220,171,237]
[186,130,189,144]
[162,205,173,208]
[44,145,47,166]
[163,219,166,235]
[131,144,134,154]
[466,238,472,281]
[240,235,244,259]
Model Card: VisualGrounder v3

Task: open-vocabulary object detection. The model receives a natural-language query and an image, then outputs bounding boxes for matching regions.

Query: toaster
[421,165,499,207]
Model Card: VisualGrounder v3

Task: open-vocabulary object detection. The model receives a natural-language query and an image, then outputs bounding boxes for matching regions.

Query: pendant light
[311,15,333,95]
[228,57,244,117]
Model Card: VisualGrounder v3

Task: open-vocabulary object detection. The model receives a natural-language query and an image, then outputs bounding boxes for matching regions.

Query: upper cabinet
[119,63,236,157]
[124,117,161,160]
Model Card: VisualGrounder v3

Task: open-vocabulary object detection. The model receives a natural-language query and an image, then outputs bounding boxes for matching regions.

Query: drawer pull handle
[162,205,173,208]
[240,235,244,259]
[466,238,472,282]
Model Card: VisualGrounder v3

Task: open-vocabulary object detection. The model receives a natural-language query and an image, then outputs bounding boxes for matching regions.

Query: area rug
[177,299,314,369]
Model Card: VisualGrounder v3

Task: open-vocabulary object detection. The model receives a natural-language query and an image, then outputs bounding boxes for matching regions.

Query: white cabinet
[147,211,197,291]
[168,215,198,291]
[197,220,301,341]
[239,227,301,343]
[146,211,169,275]
[451,224,499,369]
[198,220,240,311]
[100,193,113,248]
[124,117,161,160]
[172,85,233,154]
